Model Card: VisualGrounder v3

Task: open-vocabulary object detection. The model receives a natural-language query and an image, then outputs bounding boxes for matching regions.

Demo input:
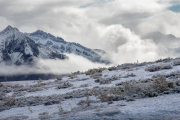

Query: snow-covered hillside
[0,25,67,65]
[1,57,180,119]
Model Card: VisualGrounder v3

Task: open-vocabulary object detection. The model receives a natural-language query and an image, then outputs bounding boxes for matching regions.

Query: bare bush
[86,91,90,106]
[56,77,62,80]
[152,76,168,93]
[121,73,136,78]
[99,79,112,85]
[12,91,26,97]
[1,115,29,120]
[93,89,123,102]
[111,75,119,80]
[85,67,107,75]
[165,71,180,79]
[0,92,6,100]
[28,87,43,92]
[173,61,180,66]
[77,93,95,106]
[108,66,117,71]
[145,64,172,72]
[0,82,3,87]
[123,81,140,96]
[0,96,16,112]
[57,82,73,89]
[96,109,121,116]
[91,73,102,79]
[108,62,147,71]
[58,106,64,115]
[115,82,125,86]
[167,82,174,88]
[176,81,180,86]
[2,96,16,107]
[156,57,172,63]
[39,112,51,120]
[72,71,81,75]
[80,84,89,87]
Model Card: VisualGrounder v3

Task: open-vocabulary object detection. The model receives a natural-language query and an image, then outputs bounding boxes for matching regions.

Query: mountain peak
[29,30,65,43]
[0,25,19,34]
[5,25,19,31]
[31,29,47,36]
[6,25,13,29]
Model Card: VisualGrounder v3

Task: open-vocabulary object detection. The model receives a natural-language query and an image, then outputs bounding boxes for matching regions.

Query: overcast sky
[0,0,180,64]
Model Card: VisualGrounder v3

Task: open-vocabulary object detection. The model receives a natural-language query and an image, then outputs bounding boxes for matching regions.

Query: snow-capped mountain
[27,30,110,64]
[0,25,67,65]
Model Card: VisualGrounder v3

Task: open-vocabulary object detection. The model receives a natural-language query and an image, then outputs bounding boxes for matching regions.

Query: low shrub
[39,112,51,120]
[85,67,107,75]
[28,87,43,92]
[57,82,73,89]
[12,91,26,97]
[96,109,121,116]
[145,64,172,72]
[176,81,180,86]
[1,115,29,120]
[56,77,62,80]
[152,76,168,93]
[99,79,112,85]
[0,82,3,87]
[121,73,136,78]
[108,66,117,71]
[173,61,180,66]
[111,75,119,80]
[91,73,102,79]
[72,71,80,75]
[156,57,171,63]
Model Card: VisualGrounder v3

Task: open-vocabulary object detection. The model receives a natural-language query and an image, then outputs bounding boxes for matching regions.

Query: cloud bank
[0,54,110,75]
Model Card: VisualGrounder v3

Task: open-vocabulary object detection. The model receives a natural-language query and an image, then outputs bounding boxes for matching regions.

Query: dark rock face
[1,26,110,65]
[0,26,69,82]
[2,50,11,61]
[30,30,65,43]
[3,35,39,65]
[0,25,68,65]
[28,30,111,64]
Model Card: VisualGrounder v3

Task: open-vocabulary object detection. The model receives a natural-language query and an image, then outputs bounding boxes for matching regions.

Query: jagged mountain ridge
[0,25,67,65]
[27,30,110,64]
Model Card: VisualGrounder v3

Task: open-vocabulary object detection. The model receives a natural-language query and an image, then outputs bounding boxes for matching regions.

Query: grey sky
[0,0,180,64]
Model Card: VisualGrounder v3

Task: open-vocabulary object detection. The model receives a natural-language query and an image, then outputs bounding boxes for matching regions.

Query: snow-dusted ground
[1,58,180,119]
[1,94,180,120]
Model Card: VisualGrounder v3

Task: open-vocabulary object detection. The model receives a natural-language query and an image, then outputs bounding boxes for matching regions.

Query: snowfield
[1,57,180,120]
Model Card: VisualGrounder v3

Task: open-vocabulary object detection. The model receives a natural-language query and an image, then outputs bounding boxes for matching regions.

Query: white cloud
[137,11,180,37]
[0,16,13,31]
[0,0,180,73]
[0,54,110,75]
[99,24,164,64]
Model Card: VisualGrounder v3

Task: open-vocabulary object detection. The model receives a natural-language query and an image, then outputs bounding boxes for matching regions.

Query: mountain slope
[27,30,110,64]
[0,25,67,65]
